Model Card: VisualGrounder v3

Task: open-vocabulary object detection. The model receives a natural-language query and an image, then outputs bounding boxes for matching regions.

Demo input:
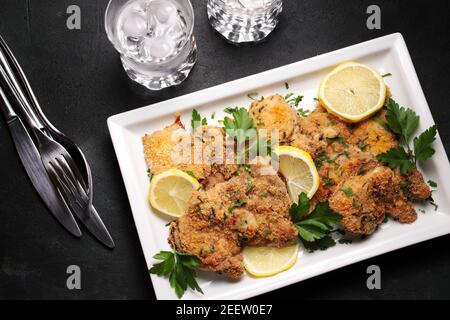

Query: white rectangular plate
[107,33,450,300]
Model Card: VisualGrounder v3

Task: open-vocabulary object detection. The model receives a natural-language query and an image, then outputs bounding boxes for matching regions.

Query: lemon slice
[148,168,201,218]
[275,146,320,201]
[318,61,387,122]
[243,243,299,277]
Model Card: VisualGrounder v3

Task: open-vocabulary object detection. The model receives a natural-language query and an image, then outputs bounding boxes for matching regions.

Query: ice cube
[149,36,173,59]
[148,0,177,24]
[122,11,147,38]
[156,1,177,23]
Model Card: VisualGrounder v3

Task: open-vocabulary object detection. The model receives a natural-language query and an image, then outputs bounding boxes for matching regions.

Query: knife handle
[0,36,46,130]
[0,85,17,122]
[0,62,44,136]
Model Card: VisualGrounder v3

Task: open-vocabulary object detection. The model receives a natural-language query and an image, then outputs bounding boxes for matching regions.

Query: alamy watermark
[366,5,381,30]
[66,265,81,290]
[66,5,81,30]
[170,124,279,174]
[366,265,381,290]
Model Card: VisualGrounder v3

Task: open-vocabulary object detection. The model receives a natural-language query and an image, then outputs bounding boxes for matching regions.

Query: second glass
[207,0,283,43]
[105,0,197,90]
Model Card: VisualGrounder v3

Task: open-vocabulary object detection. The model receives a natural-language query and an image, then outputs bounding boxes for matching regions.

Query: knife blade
[0,86,82,237]
[0,36,114,248]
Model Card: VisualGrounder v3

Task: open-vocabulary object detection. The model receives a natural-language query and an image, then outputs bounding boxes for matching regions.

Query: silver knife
[0,86,82,237]
[0,35,114,248]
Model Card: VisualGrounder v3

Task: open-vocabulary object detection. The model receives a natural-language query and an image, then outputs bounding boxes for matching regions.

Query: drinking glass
[105,0,197,90]
[207,0,283,43]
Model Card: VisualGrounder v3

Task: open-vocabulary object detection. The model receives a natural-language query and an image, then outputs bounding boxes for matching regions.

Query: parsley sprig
[191,109,208,131]
[290,193,342,252]
[377,99,437,174]
[149,250,203,298]
[222,107,272,161]
[284,93,304,107]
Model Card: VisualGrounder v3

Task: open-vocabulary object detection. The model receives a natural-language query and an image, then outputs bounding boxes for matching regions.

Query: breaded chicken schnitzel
[252,95,431,235]
[250,94,298,143]
[142,115,212,180]
[143,116,238,188]
[169,162,297,279]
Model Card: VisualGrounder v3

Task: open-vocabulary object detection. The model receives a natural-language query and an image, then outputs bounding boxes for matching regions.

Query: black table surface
[1,0,450,300]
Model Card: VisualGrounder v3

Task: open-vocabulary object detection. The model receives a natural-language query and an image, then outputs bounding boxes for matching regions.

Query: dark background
[0,0,449,300]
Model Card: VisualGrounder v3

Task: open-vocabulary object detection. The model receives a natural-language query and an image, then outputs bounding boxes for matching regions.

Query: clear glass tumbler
[105,0,197,90]
[207,0,283,43]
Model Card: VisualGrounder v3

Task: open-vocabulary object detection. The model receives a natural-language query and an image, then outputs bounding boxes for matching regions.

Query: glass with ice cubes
[207,0,283,43]
[105,0,197,90]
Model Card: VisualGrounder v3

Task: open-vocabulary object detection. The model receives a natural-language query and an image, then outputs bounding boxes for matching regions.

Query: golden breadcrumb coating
[328,166,393,234]
[253,95,430,235]
[348,110,398,155]
[142,115,212,180]
[249,94,299,143]
[169,162,296,279]
[144,88,432,280]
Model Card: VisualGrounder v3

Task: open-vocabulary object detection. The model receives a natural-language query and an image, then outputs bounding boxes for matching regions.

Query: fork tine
[47,162,73,199]
[60,151,87,191]
[57,155,88,202]
[52,158,85,208]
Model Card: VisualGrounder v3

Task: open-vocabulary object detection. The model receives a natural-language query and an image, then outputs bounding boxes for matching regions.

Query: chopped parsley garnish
[284,82,289,90]
[314,150,341,170]
[147,169,152,181]
[428,196,439,211]
[377,99,437,174]
[290,193,342,252]
[191,109,207,131]
[338,238,353,244]
[200,246,215,256]
[247,92,259,100]
[228,199,247,213]
[322,174,335,188]
[340,187,354,196]
[211,112,216,119]
[149,250,203,299]
[428,180,437,188]
[285,93,304,107]
[186,171,196,179]
[358,140,367,151]
[400,181,410,194]
[326,135,348,147]
[382,73,392,78]
[245,182,255,194]
[297,108,310,117]
[352,198,361,209]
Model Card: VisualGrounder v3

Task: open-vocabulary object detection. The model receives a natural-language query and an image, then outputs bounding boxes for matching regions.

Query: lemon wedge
[275,146,320,201]
[243,243,299,277]
[318,61,387,122]
[148,168,201,218]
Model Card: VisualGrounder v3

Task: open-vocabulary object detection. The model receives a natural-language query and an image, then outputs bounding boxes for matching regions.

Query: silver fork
[0,39,114,248]
[0,66,87,202]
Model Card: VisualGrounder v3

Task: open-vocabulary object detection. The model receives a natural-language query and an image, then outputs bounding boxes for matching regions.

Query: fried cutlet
[169,162,297,279]
[249,94,298,144]
[252,95,430,235]
[143,117,238,188]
